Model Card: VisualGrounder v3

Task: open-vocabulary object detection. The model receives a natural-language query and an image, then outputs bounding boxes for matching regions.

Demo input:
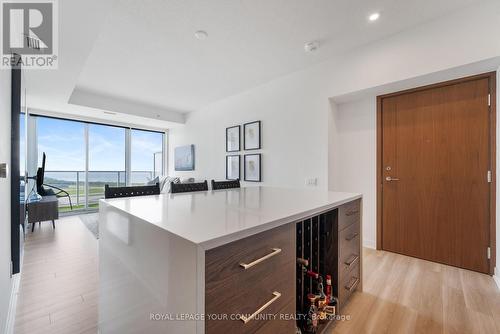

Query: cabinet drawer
[338,199,360,231]
[253,301,296,334]
[338,262,360,308]
[338,222,360,279]
[205,224,295,334]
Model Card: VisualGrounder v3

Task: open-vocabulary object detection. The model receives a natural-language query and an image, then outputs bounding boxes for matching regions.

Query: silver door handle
[385,177,400,181]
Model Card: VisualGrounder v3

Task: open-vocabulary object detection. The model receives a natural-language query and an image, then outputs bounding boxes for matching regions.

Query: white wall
[168,1,500,250]
[168,65,331,188]
[0,70,12,332]
[331,98,377,248]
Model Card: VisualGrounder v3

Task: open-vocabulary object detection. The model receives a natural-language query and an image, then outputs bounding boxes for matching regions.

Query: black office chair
[211,179,240,190]
[36,166,74,210]
[104,183,160,199]
[38,184,74,210]
[170,180,208,194]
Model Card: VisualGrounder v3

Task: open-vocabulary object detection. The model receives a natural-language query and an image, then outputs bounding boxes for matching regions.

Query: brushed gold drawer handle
[239,291,281,324]
[345,233,358,241]
[239,248,282,270]
[345,277,359,292]
[344,255,359,267]
[345,210,359,216]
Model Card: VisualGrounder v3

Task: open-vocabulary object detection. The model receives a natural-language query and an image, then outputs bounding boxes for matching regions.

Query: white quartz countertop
[101,186,361,249]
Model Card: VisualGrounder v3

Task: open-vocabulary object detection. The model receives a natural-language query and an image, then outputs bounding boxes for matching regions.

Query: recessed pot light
[194,30,208,40]
[369,12,380,22]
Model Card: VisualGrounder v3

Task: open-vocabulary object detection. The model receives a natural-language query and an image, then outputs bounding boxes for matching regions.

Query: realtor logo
[1,0,58,69]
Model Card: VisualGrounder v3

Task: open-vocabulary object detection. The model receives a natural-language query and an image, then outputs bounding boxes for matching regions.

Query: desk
[27,195,59,232]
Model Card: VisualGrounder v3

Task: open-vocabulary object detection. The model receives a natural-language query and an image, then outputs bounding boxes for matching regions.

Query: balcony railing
[44,170,155,213]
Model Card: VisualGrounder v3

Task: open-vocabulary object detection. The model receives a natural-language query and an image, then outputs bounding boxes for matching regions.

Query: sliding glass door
[37,117,86,212]
[88,124,126,210]
[131,129,164,185]
[32,115,165,214]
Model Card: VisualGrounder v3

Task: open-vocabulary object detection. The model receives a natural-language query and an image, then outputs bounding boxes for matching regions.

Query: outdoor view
[36,116,164,213]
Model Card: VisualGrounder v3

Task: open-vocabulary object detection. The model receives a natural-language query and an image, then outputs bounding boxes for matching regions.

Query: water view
[44,171,155,212]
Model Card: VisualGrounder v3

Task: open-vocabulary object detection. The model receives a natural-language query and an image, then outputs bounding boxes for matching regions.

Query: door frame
[376,72,497,275]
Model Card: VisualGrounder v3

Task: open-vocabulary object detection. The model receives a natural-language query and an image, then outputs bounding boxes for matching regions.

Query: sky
[34,117,163,172]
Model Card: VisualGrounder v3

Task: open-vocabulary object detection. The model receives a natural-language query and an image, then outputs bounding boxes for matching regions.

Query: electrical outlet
[305,178,318,186]
[0,163,8,178]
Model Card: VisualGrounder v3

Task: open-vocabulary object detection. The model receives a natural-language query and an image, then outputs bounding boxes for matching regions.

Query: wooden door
[378,74,495,274]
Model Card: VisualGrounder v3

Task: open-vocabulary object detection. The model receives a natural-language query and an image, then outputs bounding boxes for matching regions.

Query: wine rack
[296,209,338,333]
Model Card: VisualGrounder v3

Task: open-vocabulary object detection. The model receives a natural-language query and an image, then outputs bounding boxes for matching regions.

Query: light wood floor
[330,249,500,334]
[14,216,500,334]
[14,216,98,334]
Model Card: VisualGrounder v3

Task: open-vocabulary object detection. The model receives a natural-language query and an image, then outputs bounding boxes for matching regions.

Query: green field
[62,184,110,196]
[54,182,146,213]
[59,203,99,213]
[55,184,108,213]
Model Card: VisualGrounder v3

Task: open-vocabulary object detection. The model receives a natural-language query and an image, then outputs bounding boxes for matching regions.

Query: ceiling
[26,0,483,126]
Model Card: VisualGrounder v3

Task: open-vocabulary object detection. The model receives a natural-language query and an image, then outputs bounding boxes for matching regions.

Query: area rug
[79,213,99,239]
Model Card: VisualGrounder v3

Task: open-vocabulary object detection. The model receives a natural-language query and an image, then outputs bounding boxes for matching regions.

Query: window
[88,124,126,209]
[131,129,164,185]
[37,117,85,212]
[33,116,166,213]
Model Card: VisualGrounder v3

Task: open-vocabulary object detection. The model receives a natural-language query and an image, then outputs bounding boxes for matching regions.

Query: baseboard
[6,226,23,334]
[363,239,376,250]
[494,268,500,290]
[5,273,20,334]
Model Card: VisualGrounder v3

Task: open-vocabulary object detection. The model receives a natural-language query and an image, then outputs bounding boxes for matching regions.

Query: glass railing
[44,170,155,213]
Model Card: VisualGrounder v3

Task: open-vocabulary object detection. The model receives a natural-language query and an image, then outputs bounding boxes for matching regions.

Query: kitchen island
[99,186,362,334]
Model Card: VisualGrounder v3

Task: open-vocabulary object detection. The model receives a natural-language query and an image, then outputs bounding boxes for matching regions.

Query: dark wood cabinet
[296,199,362,333]
[205,223,295,334]
[204,198,362,333]
[334,199,361,309]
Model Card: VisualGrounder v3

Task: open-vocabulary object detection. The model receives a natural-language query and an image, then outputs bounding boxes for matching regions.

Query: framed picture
[244,154,261,182]
[226,125,240,152]
[243,121,261,150]
[226,155,240,180]
[174,145,195,171]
